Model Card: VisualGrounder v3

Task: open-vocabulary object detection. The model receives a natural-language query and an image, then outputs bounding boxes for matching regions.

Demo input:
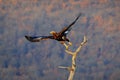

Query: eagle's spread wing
[25,35,54,42]
[59,13,81,36]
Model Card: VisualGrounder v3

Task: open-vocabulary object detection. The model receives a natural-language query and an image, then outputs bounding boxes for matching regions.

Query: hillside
[0,0,120,80]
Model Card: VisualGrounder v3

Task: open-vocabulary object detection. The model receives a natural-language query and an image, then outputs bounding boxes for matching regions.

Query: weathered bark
[59,36,87,80]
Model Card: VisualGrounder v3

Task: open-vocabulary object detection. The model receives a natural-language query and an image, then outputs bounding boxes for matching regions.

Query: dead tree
[59,36,87,80]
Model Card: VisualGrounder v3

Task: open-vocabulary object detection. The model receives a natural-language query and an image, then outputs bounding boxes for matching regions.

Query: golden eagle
[25,13,81,45]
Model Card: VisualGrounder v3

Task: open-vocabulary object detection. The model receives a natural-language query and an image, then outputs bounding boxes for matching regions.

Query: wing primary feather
[25,36,54,42]
[67,13,81,29]
[60,13,82,35]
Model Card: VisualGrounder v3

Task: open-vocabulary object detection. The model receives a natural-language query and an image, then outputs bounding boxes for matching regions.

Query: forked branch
[59,36,87,80]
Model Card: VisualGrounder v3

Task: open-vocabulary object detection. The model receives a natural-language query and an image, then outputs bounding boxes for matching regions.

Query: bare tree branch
[59,36,87,80]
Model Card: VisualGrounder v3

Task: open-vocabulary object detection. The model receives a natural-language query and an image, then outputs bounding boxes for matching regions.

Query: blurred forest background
[0,0,120,80]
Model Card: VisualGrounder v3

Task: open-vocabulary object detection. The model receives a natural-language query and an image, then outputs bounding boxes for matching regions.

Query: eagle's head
[50,31,57,35]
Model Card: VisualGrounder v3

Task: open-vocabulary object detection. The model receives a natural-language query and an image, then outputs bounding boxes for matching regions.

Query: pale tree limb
[59,36,87,80]
[63,42,72,50]
[58,66,72,71]
[65,50,73,55]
